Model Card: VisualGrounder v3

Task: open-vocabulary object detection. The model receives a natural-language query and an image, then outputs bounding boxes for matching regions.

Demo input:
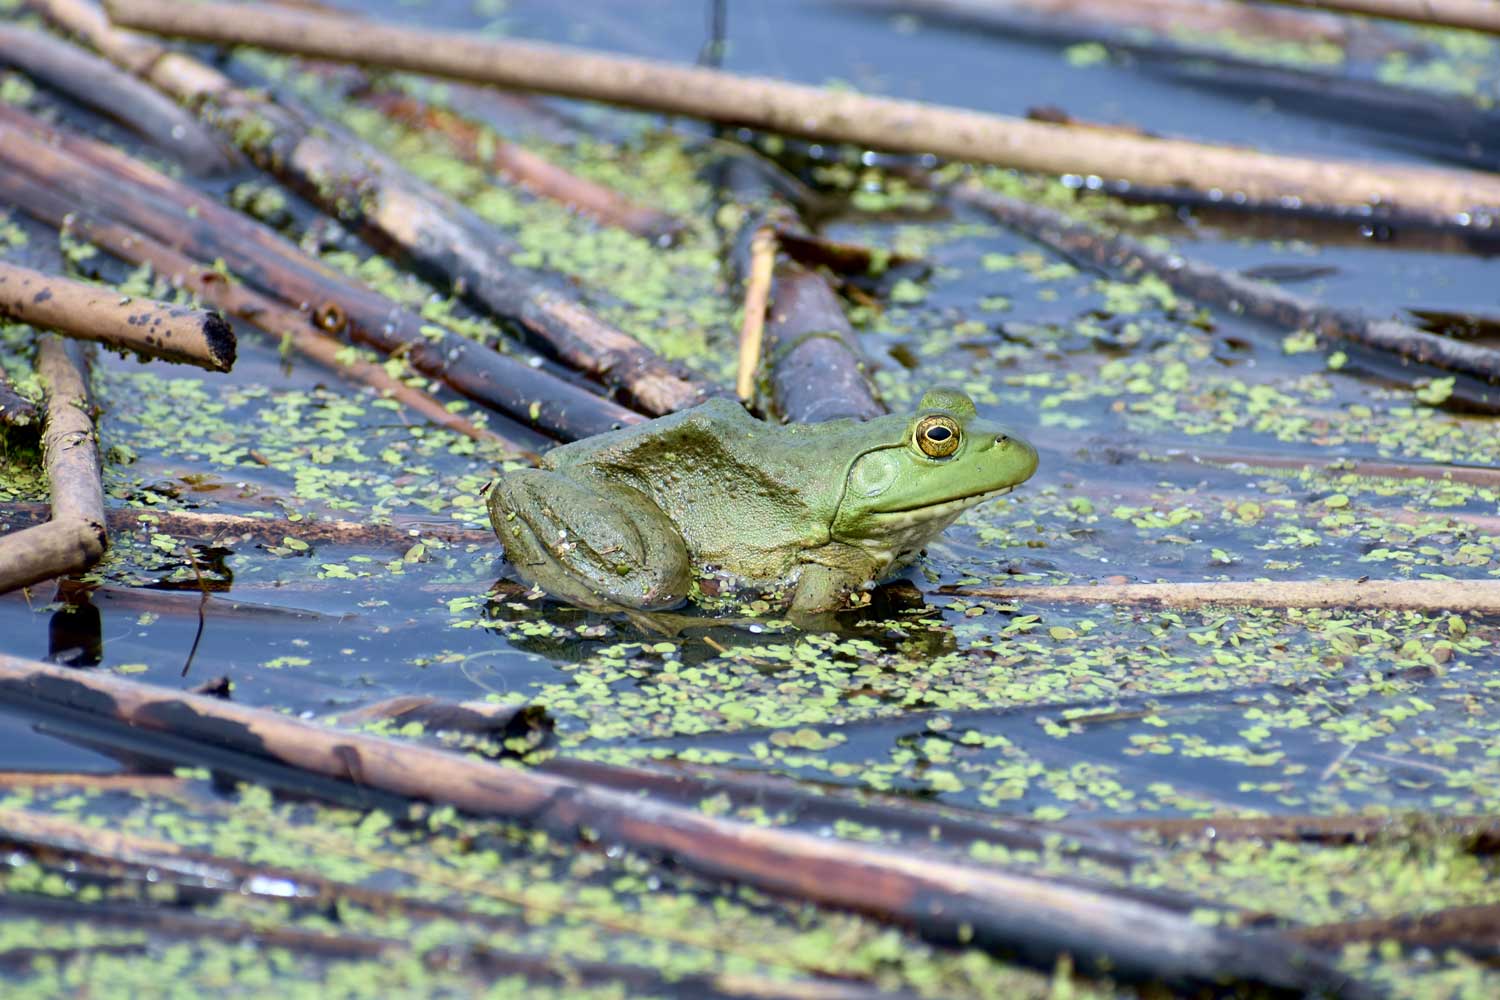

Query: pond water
[0,1,1497,996]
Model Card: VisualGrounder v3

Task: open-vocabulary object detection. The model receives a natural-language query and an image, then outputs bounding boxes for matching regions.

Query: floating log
[0,337,106,595]
[953,181,1500,391]
[0,103,638,441]
[52,0,713,416]
[99,0,1500,224]
[951,578,1500,613]
[0,651,1361,996]
[0,24,232,174]
[0,259,235,371]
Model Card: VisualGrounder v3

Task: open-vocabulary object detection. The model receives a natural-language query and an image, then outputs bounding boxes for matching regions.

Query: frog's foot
[489,469,692,611]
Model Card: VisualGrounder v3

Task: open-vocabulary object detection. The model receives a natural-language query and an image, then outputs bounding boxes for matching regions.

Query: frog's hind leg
[488,470,693,611]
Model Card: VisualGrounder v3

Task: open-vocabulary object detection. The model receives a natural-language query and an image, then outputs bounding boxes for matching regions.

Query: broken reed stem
[1251,0,1500,35]
[954,181,1500,389]
[360,91,686,243]
[0,652,1357,996]
[735,226,775,403]
[100,0,1500,224]
[58,0,713,416]
[954,578,1500,613]
[0,259,235,372]
[0,102,637,441]
[0,337,106,595]
[0,24,232,174]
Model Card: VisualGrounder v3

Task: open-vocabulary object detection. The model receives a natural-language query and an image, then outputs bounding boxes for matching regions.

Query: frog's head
[831,387,1037,548]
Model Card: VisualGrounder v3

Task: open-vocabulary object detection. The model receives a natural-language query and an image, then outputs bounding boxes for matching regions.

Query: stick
[1,503,494,549]
[59,0,714,416]
[950,579,1500,612]
[1149,444,1500,490]
[0,337,107,595]
[99,0,1500,224]
[0,259,235,371]
[953,181,1500,390]
[360,91,686,244]
[1087,812,1500,845]
[1290,903,1500,958]
[0,24,233,174]
[0,103,637,441]
[0,652,1361,996]
[735,226,775,403]
[1251,0,1500,34]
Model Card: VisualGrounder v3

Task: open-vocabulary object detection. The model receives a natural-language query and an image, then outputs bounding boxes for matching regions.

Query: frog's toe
[490,470,692,611]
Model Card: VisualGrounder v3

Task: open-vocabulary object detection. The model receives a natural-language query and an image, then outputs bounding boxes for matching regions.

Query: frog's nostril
[995,434,1009,446]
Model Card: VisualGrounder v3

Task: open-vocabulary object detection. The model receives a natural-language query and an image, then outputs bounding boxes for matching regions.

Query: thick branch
[100,0,1500,223]
[952,579,1500,612]
[0,24,232,173]
[0,259,235,371]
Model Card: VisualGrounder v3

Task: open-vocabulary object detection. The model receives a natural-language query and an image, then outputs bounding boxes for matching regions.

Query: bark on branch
[98,0,1500,225]
[1253,0,1500,34]
[0,259,235,371]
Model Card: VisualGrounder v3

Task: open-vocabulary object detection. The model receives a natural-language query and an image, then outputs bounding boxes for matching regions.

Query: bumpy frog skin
[487,387,1038,616]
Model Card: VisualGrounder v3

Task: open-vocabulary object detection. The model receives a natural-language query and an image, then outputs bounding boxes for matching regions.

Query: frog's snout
[989,429,1039,483]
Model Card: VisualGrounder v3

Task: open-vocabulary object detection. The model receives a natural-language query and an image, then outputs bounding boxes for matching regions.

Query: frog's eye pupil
[926,427,951,441]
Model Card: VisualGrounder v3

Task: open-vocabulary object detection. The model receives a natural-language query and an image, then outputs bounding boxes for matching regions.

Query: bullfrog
[487,387,1037,618]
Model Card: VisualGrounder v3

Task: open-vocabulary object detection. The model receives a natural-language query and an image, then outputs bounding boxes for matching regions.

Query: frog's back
[546,400,857,574]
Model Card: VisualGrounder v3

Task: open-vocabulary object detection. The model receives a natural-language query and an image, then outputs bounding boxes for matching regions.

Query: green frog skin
[487,387,1038,616]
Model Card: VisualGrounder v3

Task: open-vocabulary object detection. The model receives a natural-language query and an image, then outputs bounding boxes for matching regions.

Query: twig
[949,579,1500,612]
[0,24,232,173]
[0,337,106,595]
[360,91,686,244]
[0,101,636,441]
[1252,0,1500,35]
[1289,903,1500,961]
[58,0,715,415]
[735,226,775,403]
[0,259,235,371]
[1,503,493,549]
[99,0,1500,224]
[953,181,1500,391]
[0,771,187,793]
[0,651,1362,996]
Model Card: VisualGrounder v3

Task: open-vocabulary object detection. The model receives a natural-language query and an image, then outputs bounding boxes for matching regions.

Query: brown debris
[951,578,1500,613]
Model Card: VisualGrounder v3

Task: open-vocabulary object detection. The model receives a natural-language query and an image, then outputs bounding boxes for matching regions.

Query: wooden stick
[1151,444,1500,490]
[0,260,235,371]
[60,0,714,416]
[735,226,775,403]
[0,519,104,595]
[1290,903,1500,958]
[952,579,1500,612]
[361,91,686,244]
[1251,0,1500,35]
[100,0,1500,224]
[1088,812,1500,845]
[0,24,233,174]
[0,102,637,441]
[1,503,494,549]
[953,181,1500,390]
[0,652,1360,996]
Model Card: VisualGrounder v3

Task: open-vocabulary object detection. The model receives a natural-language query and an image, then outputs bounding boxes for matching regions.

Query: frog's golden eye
[915,415,961,458]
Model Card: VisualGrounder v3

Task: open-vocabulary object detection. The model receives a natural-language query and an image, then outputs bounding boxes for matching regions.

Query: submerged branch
[0,259,235,372]
[0,652,1361,996]
[99,0,1500,225]
[951,578,1500,613]
[954,181,1500,396]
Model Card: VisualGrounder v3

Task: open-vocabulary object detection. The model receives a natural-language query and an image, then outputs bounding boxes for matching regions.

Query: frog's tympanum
[488,388,1037,617]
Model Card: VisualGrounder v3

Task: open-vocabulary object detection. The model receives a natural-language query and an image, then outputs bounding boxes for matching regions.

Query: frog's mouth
[875,485,1015,521]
